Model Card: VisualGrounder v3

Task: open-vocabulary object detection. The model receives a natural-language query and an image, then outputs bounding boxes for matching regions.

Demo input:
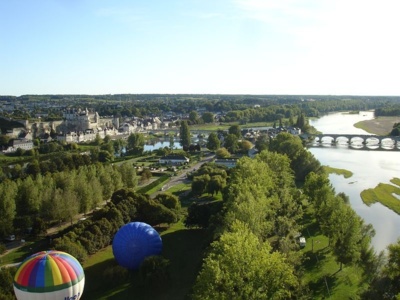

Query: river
[308,111,400,252]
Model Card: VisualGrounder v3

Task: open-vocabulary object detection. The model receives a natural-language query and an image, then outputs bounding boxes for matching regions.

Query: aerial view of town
[1,1,400,300]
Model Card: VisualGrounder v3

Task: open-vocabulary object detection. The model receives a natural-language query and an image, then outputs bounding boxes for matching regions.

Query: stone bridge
[301,133,400,149]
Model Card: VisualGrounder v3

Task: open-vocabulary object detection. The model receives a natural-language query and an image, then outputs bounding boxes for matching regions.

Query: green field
[82,181,209,300]
[82,221,208,300]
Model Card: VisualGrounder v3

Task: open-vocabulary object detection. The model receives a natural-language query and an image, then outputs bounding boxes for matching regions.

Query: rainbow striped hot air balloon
[13,250,85,300]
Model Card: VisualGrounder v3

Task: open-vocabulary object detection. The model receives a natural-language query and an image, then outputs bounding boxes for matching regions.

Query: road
[152,154,215,197]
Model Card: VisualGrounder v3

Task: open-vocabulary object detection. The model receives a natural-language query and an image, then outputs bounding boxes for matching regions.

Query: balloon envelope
[13,250,85,300]
[112,222,162,270]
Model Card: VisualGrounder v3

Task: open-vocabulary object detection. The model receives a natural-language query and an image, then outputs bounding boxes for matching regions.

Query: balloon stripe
[53,255,75,284]
[29,257,42,288]
[14,256,36,285]
[47,255,62,286]
[65,257,83,280]
[37,255,48,287]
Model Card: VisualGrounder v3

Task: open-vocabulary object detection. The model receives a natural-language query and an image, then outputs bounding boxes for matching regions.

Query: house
[159,155,189,165]
[118,123,135,134]
[248,147,258,158]
[287,127,301,135]
[18,131,33,140]
[3,139,34,153]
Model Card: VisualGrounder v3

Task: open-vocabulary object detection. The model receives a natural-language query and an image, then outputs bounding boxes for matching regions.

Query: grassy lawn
[361,177,400,214]
[322,166,353,178]
[82,186,218,300]
[0,236,52,267]
[300,209,366,299]
[167,182,191,195]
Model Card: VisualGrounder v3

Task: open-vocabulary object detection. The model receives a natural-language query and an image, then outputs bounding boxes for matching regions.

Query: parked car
[5,235,16,242]
[299,237,306,248]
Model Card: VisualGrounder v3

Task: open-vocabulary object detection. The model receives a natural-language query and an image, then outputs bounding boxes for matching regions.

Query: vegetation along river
[308,111,400,253]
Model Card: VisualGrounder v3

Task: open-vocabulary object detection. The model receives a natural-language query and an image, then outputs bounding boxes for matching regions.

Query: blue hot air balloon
[112,222,162,270]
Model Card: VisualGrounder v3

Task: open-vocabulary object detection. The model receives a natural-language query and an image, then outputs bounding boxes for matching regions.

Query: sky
[1,0,400,96]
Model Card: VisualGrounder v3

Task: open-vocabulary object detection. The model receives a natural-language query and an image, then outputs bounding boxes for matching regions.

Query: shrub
[139,256,170,287]
[103,265,130,285]
[0,243,6,255]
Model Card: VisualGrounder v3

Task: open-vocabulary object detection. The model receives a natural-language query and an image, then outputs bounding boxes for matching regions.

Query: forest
[1,94,400,121]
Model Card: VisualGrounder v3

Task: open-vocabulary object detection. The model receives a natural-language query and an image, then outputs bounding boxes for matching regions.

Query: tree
[89,176,103,210]
[228,124,241,138]
[202,112,214,123]
[189,111,199,124]
[98,165,115,200]
[94,133,102,145]
[154,193,181,211]
[0,135,10,147]
[215,147,230,158]
[207,175,226,196]
[390,123,400,136]
[140,168,152,183]
[0,266,17,299]
[15,147,25,156]
[127,133,145,155]
[103,135,111,144]
[255,133,270,152]
[331,205,363,270]
[140,256,170,288]
[386,239,400,280]
[192,175,210,196]
[169,134,174,150]
[206,132,220,151]
[16,176,41,216]
[140,199,178,226]
[100,141,114,155]
[74,172,92,215]
[113,138,126,156]
[185,201,223,229]
[269,132,321,181]
[303,172,333,209]
[192,221,298,300]
[240,140,253,153]
[224,134,239,154]
[98,150,113,162]
[0,180,17,236]
[118,162,138,189]
[179,121,191,148]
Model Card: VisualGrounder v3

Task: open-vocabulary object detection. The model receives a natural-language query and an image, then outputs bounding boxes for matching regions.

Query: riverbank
[354,116,399,135]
